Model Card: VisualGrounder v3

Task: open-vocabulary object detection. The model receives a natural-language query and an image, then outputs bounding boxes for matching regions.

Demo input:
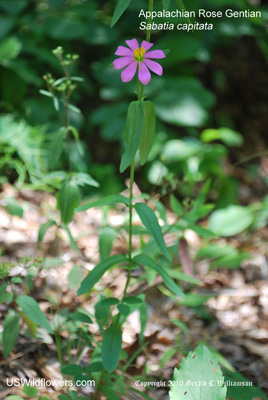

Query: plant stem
[140,0,154,101]
[93,370,104,400]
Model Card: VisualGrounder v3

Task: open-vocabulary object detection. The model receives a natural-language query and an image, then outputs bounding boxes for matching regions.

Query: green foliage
[139,101,156,166]
[120,101,145,173]
[16,295,53,333]
[134,203,171,261]
[170,345,227,400]
[3,311,20,357]
[102,326,122,372]
[57,179,80,224]
[111,0,133,27]
[23,385,38,398]
[209,205,254,236]
[77,255,127,295]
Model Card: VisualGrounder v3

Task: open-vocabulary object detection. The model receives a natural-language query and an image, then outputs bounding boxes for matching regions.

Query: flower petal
[143,59,163,76]
[113,57,133,70]
[115,46,133,56]
[144,50,166,59]
[141,40,153,52]
[138,62,151,85]
[126,38,139,51]
[121,61,138,82]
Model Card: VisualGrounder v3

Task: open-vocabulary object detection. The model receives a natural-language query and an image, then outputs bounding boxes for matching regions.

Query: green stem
[93,370,104,400]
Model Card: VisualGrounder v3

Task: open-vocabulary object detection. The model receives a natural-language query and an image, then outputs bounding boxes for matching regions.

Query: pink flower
[113,38,166,85]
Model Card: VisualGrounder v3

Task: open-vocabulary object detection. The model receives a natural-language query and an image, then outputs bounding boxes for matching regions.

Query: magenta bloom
[113,38,166,85]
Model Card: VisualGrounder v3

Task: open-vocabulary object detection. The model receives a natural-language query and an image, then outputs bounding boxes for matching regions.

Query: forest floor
[0,175,268,400]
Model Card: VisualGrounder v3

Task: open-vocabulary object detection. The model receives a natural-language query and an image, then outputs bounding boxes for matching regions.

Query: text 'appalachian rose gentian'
[113,38,166,85]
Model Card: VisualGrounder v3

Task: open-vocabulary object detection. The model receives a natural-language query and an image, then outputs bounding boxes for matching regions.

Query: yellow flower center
[134,47,145,62]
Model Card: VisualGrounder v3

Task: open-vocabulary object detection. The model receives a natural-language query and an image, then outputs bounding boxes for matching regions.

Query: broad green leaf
[139,101,156,166]
[99,227,117,261]
[117,304,130,316]
[111,0,132,27]
[21,311,37,337]
[120,101,145,173]
[71,311,93,324]
[169,345,227,400]
[0,283,8,297]
[23,385,38,398]
[6,397,24,400]
[134,254,184,297]
[76,194,129,212]
[201,128,243,147]
[224,369,267,400]
[3,312,20,357]
[102,326,122,372]
[5,198,23,218]
[99,297,120,306]
[57,180,80,224]
[123,296,143,305]
[85,362,104,373]
[0,36,21,61]
[68,265,85,290]
[209,205,254,236]
[61,364,84,375]
[16,295,52,333]
[49,128,66,168]
[77,255,127,295]
[134,203,171,261]
[102,387,121,400]
[38,220,57,243]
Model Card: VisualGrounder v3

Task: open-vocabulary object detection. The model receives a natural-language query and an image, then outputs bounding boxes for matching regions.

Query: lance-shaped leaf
[111,0,132,27]
[134,203,171,261]
[134,254,184,297]
[77,255,127,296]
[16,295,53,333]
[3,312,20,357]
[120,101,145,173]
[38,219,57,243]
[57,179,80,224]
[139,101,156,166]
[170,345,227,400]
[102,326,122,372]
[76,194,129,212]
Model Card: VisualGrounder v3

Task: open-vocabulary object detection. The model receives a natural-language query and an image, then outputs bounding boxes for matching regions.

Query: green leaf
[57,179,80,224]
[134,203,171,261]
[117,304,130,316]
[6,397,24,400]
[170,194,183,216]
[76,194,129,212]
[71,311,93,324]
[5,198,23,218]
[120,101,145,173]
[102,326,122,372]
[39,89,53,98]
[0,36,21,61]
[134,254,184,297]
[49,128,66,168]
[169,345,227,400]
[201,128,243,147]
[175,0,192,23]
[99,297,120,306]
[85,362,104,373]
[38,220,57,243]
[3,312,20,357]
[111,0,132,27]
[99,227,117,261]
[61,364,84,375]
[68,125,84,156]
[77,255,127,296]
[72,172,99,188]
[16,295,53,333]
[0,283,8,297]
[62,224,78,251]
[23,385,38,398]
[68,265,85,290]
[101,387,121,400]
[209,205,254,236]
[123,296,143,305]
[139,101,156,166]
